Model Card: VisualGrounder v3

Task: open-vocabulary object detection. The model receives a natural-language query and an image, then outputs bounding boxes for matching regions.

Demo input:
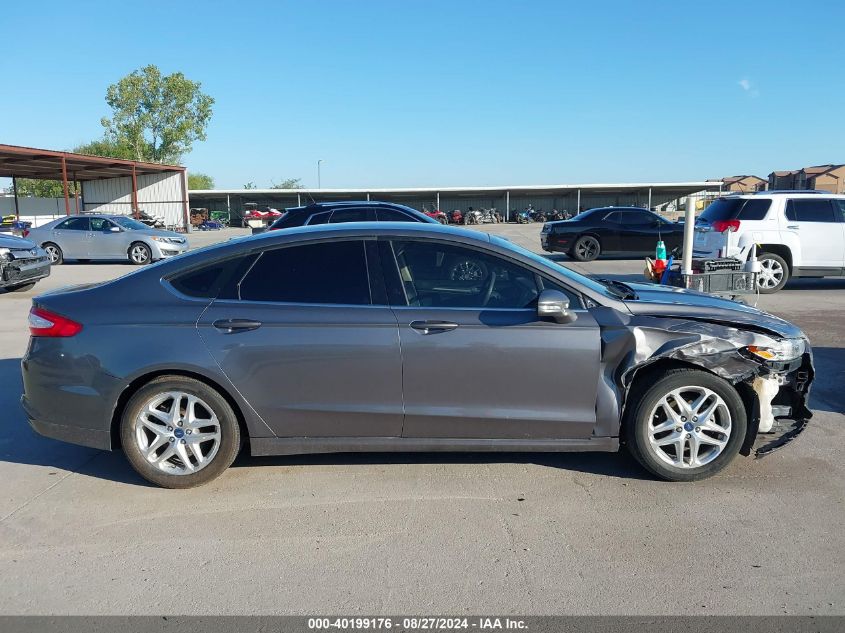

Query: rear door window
[237,241,371,304]
[56,217,91,231]
[376,208,416,222]
[329,208,374,223]
[785,199,837,223]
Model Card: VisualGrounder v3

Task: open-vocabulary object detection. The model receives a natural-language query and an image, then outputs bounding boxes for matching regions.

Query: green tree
[270,178,302,189]
[73,138,136,160]
[243,181,257,190]
[12,179,72,198]
[188,172,215,189]
[101,64,214,164]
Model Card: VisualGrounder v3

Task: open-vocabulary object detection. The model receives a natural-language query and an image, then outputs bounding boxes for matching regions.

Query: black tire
[6,282,36,292]
[624,369,747,482]
[120,375,242,489]
[43,242,63,265]
[128,242,152,265]
[757,252,789,294]
[571,235,601,262]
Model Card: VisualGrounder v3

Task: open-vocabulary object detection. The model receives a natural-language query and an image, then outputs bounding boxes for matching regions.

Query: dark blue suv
[267,201,437,231]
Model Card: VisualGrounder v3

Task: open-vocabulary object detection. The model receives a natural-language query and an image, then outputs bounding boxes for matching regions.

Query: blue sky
[2,0,843,189]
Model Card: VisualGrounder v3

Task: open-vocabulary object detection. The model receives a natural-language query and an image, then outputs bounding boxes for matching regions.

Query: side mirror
[537,289,577,324]
[109,226,121,232]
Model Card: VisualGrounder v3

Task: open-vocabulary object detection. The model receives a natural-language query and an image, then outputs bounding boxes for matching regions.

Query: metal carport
[0,144,191,230]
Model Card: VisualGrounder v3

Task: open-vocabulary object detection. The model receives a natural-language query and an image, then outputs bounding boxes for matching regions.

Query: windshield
[489,236,622,300]
[112,217,151,230]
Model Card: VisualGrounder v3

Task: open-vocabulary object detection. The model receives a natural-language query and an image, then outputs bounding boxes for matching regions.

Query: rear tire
[757,252,789,294]
[43,243,63,265]
[128,242,152,265]
[571,235,601,262]
[120,376,241,489]
[624,369,747,482]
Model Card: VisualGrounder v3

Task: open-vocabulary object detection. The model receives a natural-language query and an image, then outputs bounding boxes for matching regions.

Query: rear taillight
[28,307,82,337]
[712,219,741,233]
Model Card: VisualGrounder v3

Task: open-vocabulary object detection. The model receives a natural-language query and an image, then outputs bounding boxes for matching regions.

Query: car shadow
[235,450,652,480]
[0,357,152,487]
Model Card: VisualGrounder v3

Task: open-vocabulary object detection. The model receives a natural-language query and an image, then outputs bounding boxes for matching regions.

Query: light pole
[317,159,323,189]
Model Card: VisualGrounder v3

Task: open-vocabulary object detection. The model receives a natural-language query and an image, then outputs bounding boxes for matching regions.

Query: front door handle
[409,320,459,335]
[212,318,262,333]
[786,225,800,230]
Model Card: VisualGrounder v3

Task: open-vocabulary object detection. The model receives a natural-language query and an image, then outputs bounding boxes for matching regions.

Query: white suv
[693,191,845,293]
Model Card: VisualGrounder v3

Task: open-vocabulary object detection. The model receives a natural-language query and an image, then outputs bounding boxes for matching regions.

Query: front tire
[757,252,789,294]
[624,369,747,481]
[571,235,601,262]
[129,242,152,265]
[43,243,63,265]
[120,376,242,488]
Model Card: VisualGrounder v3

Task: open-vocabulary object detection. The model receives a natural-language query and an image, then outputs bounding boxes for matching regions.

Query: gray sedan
[21,223,813,488]
[26,214,188,265]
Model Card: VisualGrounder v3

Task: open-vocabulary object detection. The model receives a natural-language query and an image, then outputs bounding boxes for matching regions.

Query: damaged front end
[592,304,814,458]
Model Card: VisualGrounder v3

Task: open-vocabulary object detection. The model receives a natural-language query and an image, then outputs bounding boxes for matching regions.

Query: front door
[198,239,404,438]
[89,217,127,259]
[381,239,601,440]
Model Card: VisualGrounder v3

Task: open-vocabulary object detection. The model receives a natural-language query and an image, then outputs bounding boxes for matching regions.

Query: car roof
[249,221,490,244]
[284,200,419,213]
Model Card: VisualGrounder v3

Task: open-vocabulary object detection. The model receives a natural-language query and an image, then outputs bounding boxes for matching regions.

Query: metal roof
[190,181,718,196]
[0,143,184,181]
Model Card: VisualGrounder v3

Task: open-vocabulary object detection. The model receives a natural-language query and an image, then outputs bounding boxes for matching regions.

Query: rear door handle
[409,320,459,335]
[787,225,800,230]
[212,318,262,333]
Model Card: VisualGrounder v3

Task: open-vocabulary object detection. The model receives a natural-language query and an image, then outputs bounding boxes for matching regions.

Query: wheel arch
[619,357,755,452]
[109,369,250,452]
[758,243,793,273]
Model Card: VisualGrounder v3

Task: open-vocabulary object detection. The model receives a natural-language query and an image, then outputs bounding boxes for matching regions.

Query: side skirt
[250,436,619,457]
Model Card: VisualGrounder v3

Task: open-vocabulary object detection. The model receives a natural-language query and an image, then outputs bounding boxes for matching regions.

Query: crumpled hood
[621,281,804,339]
[0,233,37,250]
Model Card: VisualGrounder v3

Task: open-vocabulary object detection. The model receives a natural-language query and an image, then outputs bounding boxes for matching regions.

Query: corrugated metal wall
[82,172,186,229]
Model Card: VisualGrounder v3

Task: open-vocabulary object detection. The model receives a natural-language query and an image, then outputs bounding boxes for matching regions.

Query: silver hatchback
[26,214,189,265]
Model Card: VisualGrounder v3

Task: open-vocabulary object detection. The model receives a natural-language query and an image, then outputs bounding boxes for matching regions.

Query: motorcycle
[448,209,464,224]
[463,208,483,225]
[422,206,449,224]
[479,208,500,224]
[514,209,532,224]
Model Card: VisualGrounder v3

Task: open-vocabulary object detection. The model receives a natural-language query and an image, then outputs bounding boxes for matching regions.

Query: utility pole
[317,159,323,189]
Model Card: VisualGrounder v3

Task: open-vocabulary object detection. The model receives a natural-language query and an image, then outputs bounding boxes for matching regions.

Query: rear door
[197,238,404,438]
[50,216,91,258]
[381,238,601,440]
[784,198,845,268]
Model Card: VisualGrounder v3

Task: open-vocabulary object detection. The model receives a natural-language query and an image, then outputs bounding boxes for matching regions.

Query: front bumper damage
[591,307,814,458]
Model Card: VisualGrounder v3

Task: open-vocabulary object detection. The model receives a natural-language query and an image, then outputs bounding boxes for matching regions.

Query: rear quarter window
[698,198,770,222]
[169,256,252,299]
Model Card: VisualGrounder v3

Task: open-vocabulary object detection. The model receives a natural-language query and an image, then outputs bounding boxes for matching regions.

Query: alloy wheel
[45,245,60,263]
[646,386,732,469]
[130,244,150,264]
[576,238,599,260]
[133,391,222,475]
[450,260,485,282]
[758,258,784,290]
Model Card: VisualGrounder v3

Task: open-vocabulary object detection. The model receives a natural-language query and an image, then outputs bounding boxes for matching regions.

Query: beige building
[768,165,845,193]
[796,165,845,194]
[715,175,768,192]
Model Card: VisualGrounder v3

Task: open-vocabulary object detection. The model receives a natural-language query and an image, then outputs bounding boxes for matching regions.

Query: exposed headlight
[746,338,805,362]
[0,248,10,261]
